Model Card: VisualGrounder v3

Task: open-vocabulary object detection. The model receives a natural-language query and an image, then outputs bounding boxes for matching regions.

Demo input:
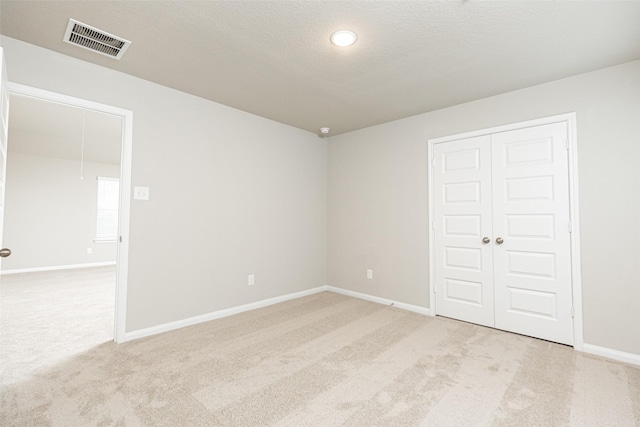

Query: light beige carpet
[1,270,639,426]
[0,266,116,385]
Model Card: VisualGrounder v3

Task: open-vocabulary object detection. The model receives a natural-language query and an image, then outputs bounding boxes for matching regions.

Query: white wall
[0,36,327,332]
[328,60,640,356]
[4,35,637,357]
[2,152,119,271]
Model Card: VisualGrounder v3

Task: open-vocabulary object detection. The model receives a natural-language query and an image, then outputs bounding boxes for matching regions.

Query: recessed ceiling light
[330,30,357,47]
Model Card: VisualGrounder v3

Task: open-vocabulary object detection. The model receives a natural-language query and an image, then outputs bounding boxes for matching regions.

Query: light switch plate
[134,186,150,200]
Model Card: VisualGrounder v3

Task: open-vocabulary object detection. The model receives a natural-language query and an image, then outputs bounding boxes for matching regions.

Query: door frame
[427,113,583,351]
[7,82,133,344]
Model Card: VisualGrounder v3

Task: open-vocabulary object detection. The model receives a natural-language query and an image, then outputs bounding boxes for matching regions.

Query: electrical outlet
[367,269,373,279]
[248,274,255,286]
[87,248,93,255]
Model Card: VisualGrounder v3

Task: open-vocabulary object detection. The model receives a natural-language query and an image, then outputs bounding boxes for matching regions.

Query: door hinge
[431,157,435,167]
[568,221,572,233]
[432,221,436,230]
[119,236,122,243]
[565,139,570,150]
[571,306,575,318]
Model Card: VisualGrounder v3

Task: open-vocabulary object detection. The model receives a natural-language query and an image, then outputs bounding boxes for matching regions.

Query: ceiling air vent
[63,18,131,60]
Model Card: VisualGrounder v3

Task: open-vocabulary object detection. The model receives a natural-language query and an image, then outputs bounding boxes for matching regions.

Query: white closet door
[491,122,573,345]
[433,135,494,327]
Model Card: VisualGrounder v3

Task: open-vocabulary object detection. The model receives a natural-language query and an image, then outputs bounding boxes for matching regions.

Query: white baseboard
[582,343,640,366]
[124,286,327,342]
[1,261,117,275]
[326,285,431,316]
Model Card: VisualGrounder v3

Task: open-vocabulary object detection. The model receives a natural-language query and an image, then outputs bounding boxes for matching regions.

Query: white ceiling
[1,1,639,136]
[8,95,123,165]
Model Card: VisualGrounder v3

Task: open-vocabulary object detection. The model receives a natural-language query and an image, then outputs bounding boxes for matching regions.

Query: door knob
[482,237,490,244]
[0,248,11,258]
[495,237,504,245]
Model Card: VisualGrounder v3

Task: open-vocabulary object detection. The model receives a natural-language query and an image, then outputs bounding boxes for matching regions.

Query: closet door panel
[433,136,494,327]
[491,122,573,345]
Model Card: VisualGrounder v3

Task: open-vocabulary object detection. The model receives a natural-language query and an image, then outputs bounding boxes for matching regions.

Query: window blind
[96,177,120,242]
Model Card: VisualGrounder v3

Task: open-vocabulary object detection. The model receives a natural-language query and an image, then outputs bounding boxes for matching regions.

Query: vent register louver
[63,19,131,60]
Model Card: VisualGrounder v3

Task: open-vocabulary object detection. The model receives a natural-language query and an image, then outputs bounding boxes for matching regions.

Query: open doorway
[0,95,120,376]
[3,95,123,273]
[0,84,132,386]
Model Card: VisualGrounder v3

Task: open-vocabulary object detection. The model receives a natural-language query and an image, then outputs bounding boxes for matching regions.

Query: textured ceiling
[1,1,639,136]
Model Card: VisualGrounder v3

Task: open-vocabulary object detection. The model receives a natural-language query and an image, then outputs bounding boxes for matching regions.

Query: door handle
[482,237,490,244]
[495,237,504,245]
[0,248,11,258]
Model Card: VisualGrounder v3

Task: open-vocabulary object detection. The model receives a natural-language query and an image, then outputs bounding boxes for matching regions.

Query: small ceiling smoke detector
[330,30,357,47]
[320,127,330,134]
[63,18,131,60]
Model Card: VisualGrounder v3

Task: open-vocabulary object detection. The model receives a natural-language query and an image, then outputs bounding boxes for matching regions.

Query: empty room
[0,1,639,426]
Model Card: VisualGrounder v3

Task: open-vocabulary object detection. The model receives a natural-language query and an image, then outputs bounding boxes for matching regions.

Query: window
[96,177,120,242]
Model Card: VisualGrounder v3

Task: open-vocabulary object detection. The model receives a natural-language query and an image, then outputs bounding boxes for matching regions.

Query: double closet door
[433,121,574,345]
